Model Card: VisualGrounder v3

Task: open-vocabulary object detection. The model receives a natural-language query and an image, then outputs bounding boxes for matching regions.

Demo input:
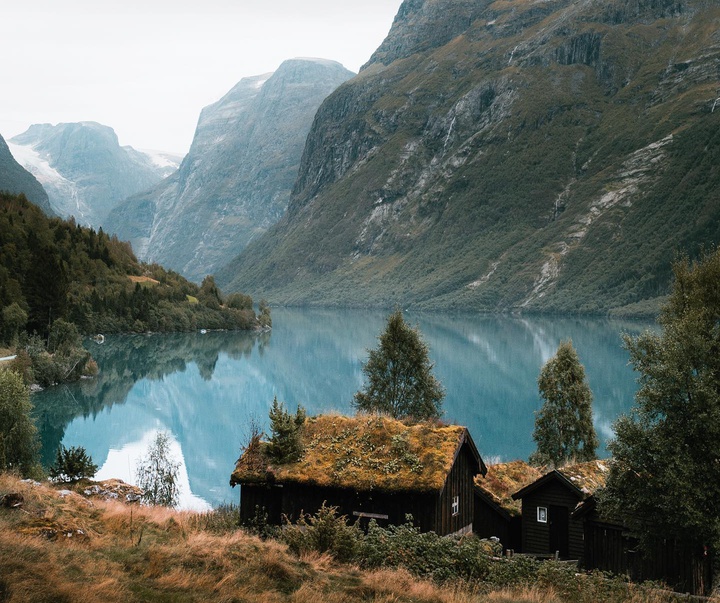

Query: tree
[49,445,98,482]
[1,302,27,345]
[602,249,720,593]
[267,398,305,464]
[353,309,444,421]
[0,370,41,476]
[530,339,598,467]
[135,431,180,507]
[258,299,272,328]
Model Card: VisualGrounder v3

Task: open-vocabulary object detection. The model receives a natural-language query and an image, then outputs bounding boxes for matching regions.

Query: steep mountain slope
[218,0,720,315]
[9,122,171,228]
[0,134,53,215]
[106,58,354,283]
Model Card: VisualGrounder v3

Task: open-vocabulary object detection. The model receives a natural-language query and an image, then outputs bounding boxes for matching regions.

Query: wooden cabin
[511,460,610,559]
[575,495,713,595]
[230,414,487,536]
[473,460,542,553]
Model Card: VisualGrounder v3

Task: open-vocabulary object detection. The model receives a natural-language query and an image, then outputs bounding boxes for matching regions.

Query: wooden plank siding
[473,489,522,552]
[519,481,584,559]
[437,444,476,535]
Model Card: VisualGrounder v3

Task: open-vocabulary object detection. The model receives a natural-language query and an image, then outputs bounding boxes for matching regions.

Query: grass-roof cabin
[474,460,543,553]
[230,414,487,536]
[511,460,610,560]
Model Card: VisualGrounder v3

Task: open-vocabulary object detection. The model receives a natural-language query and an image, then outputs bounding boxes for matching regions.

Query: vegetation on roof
[557,459,611,497]
[231,414,470,493]
[475,460,543,516]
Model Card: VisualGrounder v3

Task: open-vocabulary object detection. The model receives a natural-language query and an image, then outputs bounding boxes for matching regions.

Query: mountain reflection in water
[32,308,650,509]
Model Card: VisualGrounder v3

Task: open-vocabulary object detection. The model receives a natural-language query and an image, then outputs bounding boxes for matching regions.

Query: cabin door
[548,505,569,558]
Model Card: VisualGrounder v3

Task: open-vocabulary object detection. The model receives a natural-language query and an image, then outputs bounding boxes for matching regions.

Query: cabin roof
[474,460,544,517]
[230,413,486,493]
[511,459,611,501]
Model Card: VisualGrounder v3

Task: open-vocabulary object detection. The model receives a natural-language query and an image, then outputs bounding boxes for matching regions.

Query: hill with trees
[0,192,261,341]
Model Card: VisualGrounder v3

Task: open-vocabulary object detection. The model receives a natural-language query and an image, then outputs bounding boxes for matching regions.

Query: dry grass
[232,413,468,492]
[556,460,611,497]
[475,461,544,515]
[128,275,160,285]
[0,473,703,603]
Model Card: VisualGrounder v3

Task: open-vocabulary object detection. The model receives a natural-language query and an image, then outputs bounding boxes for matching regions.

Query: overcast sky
[1,0,402,154]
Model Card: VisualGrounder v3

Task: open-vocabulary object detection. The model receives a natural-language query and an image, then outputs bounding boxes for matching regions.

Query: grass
[0,473,704,603]
[232,414,467,492]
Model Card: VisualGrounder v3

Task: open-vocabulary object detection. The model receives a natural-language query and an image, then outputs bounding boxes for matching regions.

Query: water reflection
[32,309,651,509]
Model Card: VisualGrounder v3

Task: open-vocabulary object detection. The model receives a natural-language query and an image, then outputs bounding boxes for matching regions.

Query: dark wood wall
[436,444,476,536]
[520,481,583,559]
[582,516,713,596]
[474,497,522,552]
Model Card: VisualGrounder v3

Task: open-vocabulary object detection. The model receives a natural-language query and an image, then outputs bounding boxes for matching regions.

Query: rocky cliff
[9,122,171,228]
[106,58,354,283]
[0,134,53,215]
[217,0,720,315]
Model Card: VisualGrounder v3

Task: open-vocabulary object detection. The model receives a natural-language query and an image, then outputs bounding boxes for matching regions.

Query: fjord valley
[105,58,355,282]
[217,0,720,316]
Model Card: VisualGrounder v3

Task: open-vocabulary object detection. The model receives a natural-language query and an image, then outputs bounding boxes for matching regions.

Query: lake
[31,308,652,510]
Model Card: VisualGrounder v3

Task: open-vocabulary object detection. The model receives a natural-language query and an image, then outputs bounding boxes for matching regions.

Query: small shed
[474,460,542,552]
[230,414,487,536]
[512,460,610,559]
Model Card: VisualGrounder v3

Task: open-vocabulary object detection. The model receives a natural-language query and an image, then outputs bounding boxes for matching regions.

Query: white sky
[1,0,402,154]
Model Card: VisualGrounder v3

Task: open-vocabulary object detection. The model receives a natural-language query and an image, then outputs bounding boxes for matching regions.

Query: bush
[49,445,98,482]
[281,503,362,563]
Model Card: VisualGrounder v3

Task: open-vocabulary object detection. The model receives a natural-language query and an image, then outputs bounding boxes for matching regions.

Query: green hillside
[0,192,260,338]
[218,0,720,315]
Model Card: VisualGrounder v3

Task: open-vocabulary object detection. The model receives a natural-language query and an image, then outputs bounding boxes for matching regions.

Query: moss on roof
[231,414,473,493]
[557,459,611,497]
[475,460,543,516]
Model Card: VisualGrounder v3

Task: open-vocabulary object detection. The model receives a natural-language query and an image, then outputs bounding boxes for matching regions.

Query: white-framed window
[452,495,459,516]
[537,506,548,523]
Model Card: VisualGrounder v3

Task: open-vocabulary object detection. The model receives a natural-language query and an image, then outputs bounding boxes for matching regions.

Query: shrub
[281,503,362,563]
[49,445,98,482]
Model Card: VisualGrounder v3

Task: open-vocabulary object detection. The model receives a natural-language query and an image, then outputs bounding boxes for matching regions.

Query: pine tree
[602,249,720,593]
[267,398,305,464]
[530,339,598,467]
[353,309,444,421]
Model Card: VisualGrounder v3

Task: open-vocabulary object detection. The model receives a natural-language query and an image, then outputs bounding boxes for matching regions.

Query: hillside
[0,192,260,337]
[0,134,53,216]
[106,58,355,283]
[217,0,720,315]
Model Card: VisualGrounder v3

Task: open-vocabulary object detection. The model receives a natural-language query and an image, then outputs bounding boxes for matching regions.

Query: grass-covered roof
[231,414,480,493]
[556,459,611,497]
[474,460,543,516]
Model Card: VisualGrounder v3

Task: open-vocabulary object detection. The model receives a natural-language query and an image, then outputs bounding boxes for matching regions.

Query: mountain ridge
[10,122,173,228]
[217,0,720,315]
[106,58,355,283]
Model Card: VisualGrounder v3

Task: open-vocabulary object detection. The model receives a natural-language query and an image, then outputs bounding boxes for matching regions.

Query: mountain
[105,58,355,283]
[0,133,54,215]
[9,122,175,228]
[217,0,720,315]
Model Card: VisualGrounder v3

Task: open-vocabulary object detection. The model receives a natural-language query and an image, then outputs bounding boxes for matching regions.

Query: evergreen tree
[49,445,98,482]
[530,339,598,467]
[353,309,444,421]
[267,398,305,464]
[135,431,180,507]
[0,370,41,476]
[602,249,720,591]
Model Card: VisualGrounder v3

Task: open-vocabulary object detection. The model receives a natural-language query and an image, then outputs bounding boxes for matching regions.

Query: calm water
[31,308,652,510]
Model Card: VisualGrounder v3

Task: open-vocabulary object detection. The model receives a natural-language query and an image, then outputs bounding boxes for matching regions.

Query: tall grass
[0,474,706,602]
